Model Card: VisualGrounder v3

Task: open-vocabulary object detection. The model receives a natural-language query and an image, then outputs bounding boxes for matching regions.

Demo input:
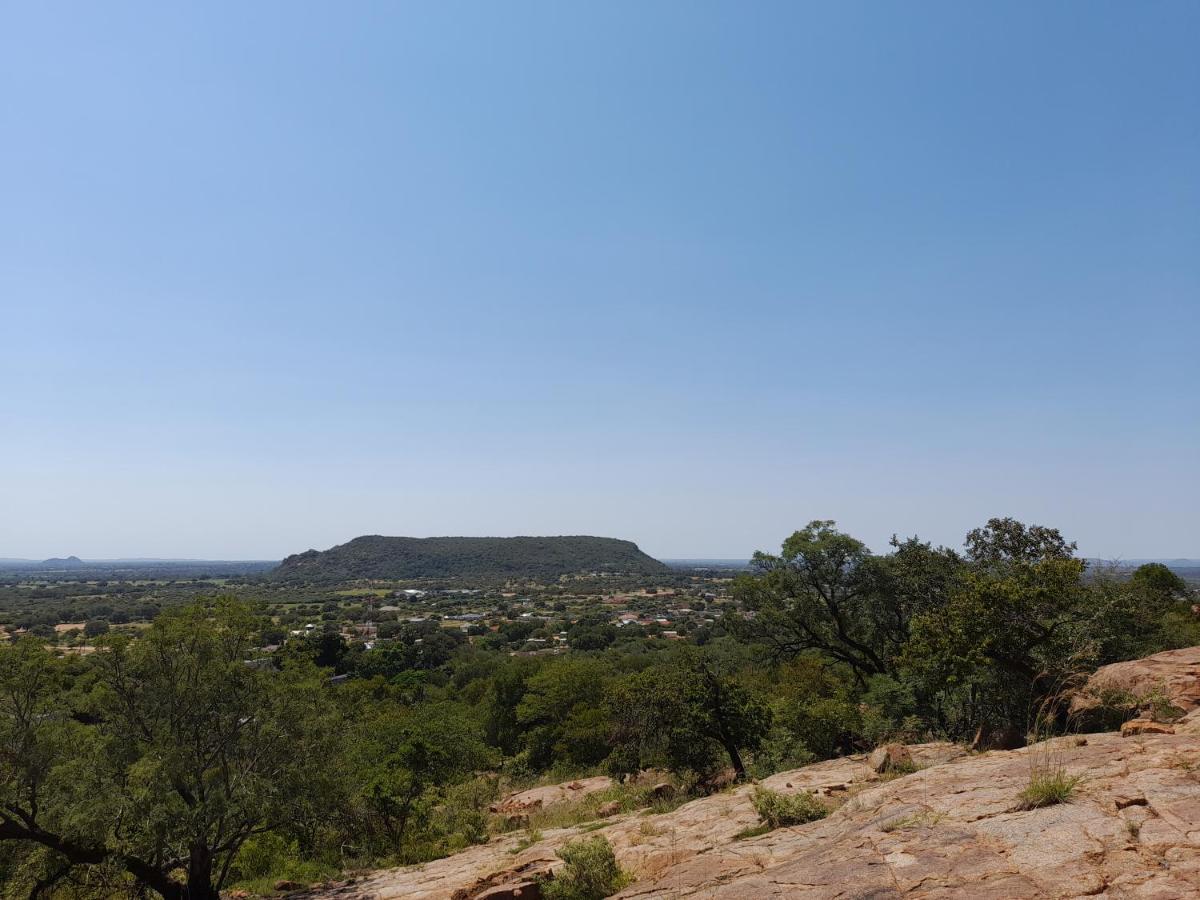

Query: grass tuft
[750,787,828,830]
[1015,768,1082,810]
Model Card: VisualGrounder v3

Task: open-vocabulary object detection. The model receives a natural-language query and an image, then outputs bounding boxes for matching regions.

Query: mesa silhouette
[272,534,670,581]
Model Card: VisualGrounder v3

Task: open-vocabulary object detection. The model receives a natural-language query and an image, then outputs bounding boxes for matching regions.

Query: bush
[1015,768,1081,810]
[750,787,828,829]
[543,836,632,900]
[228,833,335,889]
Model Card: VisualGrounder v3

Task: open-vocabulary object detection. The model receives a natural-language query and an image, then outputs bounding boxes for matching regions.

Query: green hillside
[272,535,670,581]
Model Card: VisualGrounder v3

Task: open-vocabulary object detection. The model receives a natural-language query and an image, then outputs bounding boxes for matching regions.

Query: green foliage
[0,598,341,900]
[734,521,887,678]
[750,787,828,829]
[349,702,497,861]
[517,658,613,770]
[83,618,109,637]
[1131,562,1187,600]
[607,648,771,781]
[542,836,632,900]
[274,535,670,582]
[860,674,922,745]
[0,517,1191,896]
[903,551,1088,740]
[227,832,336,889]
[1015,768,1082,810]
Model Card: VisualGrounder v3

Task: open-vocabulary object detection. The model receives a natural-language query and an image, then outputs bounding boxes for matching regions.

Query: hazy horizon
[3,536,1198,567]
[4,2,1197,562]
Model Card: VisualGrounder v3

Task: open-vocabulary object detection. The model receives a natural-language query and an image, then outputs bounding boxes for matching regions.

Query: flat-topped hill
[271,535,670,582]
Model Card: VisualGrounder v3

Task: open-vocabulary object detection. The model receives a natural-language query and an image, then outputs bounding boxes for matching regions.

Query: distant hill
[42,555,85,568]
[272,535,671,582]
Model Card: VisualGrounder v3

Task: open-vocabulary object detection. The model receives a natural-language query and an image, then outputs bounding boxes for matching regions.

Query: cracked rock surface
[306,734,1200,900]
[303,645,1200,900]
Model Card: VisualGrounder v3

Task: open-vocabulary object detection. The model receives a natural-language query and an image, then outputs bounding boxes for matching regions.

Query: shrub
[543,836,632,900]
[1016,768,1082,810]
[750,787,828,829]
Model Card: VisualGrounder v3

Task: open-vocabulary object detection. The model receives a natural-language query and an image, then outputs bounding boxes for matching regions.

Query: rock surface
[304,647,1200,900]
[307,733,1200,900]
[1074,645,1200,721]
[488,776,613,816]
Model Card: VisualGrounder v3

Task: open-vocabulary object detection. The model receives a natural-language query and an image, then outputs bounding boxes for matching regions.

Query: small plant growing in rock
[1015,768,1082,810]
[510,827,544,854]
[543,836,633,900]
[750,787,828,829]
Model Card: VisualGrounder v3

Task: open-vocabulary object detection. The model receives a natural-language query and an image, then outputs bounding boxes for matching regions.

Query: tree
[0,599,339,900]
[83,619,110,638]
[903,521,1088,738]
[566,615,616,651]
[964,517,1077,566]
[733,521,894,682]
[350,703,495,859]
[516,658,612,769]
[607,649,770,782]
[1130,563,1187,602]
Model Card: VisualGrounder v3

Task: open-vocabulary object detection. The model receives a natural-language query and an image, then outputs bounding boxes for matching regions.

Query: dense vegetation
[0,518,1194,899]
[272,535,671,582]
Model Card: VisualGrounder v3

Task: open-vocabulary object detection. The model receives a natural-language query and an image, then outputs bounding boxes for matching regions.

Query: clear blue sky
[2,2,1197,561]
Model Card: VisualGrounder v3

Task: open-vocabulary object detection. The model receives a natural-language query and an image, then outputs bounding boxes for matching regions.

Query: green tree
[0,599,339,900]
[83,619,110,638]
[516,658,612,769]
[964,516,1078,566]
[903,521,1088,738]
[734,521,894,682]
[1130,562,1187,602]
[607,649,770,782]
[351,703,495,860]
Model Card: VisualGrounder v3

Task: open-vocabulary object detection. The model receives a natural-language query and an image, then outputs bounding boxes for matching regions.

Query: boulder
[649,782,675,800]
[450,860,556,900]
[867,743,913,773]
[597,800,622,817]
[491,777,609,815]
[970,723,1025,751]
[1072,645,1200,728]
[1121,718,1175,737]
[475,881,542,900]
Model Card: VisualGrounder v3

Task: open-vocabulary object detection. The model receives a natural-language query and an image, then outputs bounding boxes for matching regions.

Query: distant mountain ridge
[272,535,671,581]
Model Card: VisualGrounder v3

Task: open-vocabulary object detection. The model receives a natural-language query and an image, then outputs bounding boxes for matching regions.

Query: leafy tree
[733,521,892,681]
[0,599,339,900]
[350,703,495,860]
[83,619,110,638]
[516,658,612,769]
[566,614,616,651]
[903,522,1088,738]
[1130,563,1187,602]
[483,658,538,756]
[964,516,1077,566]
[607,649,770,782]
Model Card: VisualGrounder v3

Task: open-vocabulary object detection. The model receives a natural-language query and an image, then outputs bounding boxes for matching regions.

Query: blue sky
[2,1,1197,561]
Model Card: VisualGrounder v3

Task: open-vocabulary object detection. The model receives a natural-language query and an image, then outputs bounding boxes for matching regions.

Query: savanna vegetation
[0,518,1193,898]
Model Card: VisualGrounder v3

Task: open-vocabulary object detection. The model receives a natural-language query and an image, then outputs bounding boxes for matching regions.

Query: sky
[1,1,1197,562]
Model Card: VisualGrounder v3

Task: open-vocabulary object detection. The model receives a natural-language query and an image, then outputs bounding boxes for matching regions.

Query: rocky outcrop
[1072,646,1200,726]
[618,732,1200,898]
[308,745,964,899]
[488,776,613,817]
[306,648,1200,900]
[311,732,1200,899]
